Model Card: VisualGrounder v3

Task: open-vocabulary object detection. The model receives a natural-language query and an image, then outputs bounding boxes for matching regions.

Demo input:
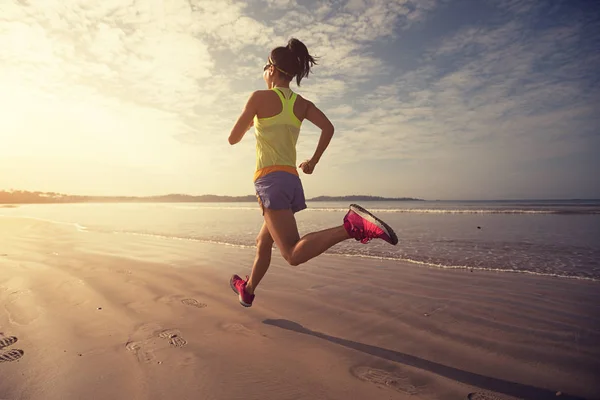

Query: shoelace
[352,226,372,244]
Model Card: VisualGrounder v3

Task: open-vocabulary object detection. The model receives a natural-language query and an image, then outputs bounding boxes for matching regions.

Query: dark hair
[270,38,317,86]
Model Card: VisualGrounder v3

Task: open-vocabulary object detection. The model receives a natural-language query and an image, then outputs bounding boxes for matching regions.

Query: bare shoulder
[297,94,333,129]
[244,90,271,110]
[294,94,313,119]
[249,90,271,99]
[295,93,311,106]
[254,89,273,95]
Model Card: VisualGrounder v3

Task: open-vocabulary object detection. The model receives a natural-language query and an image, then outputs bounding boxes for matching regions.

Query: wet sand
[1,217,599,400]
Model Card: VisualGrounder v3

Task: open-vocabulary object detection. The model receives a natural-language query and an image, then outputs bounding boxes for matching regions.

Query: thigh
[263,208,300,254]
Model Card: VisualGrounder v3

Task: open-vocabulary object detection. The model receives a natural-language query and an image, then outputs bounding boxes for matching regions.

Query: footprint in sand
[0,349,24,363]
[125,322,163,363]
[125,324,188,364]
[0,335,24,363]
[467,392,523,400]
[125,341,156,363]
[4,290,40,326]
[220,322,259,336]
[0,336,18,349]
[116,269,133,275]
[157,329,187,348]
[350,366,419,395]
[181,298,207,309]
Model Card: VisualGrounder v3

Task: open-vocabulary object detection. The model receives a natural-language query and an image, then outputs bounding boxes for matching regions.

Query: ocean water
[2,200,599,281]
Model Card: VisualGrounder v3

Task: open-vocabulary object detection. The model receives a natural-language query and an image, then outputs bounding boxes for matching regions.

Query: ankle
[245,282,255,295]
[342,224,352,239]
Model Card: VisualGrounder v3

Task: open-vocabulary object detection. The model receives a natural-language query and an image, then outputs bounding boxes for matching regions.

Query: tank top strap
[272,87,287,104]
[284,92,297,116]
[272,87,301,126]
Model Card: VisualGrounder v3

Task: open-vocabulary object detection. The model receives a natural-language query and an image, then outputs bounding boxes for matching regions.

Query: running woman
[228,38,398,307]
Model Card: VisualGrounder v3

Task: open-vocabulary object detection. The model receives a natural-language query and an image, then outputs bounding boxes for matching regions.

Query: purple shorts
[254,171,307,214]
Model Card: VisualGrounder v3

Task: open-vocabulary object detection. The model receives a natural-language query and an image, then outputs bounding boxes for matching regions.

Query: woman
[228,38,398,307]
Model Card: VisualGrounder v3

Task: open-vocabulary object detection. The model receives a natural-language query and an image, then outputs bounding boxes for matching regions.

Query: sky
[1,0,599,200]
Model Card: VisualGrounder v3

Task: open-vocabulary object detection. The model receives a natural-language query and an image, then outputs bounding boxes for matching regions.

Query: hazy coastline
[0,190,424,204]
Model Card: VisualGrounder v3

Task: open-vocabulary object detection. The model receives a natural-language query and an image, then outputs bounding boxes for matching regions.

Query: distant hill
[0,190,423,204]
[308,195,423,202]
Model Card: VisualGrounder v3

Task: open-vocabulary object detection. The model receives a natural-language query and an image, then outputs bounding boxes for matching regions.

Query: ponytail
[269,38,318,86]
[286,38,317,86]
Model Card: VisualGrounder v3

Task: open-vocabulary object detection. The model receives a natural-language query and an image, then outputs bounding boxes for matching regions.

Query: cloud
[489,0,538,15]
[315,1,600,170]
[1,1,216,116]
[1,0,598,198]
[1,0,437,146]
[272,0,434,79]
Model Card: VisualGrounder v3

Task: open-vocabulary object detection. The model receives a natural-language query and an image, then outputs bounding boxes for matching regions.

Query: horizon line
[1,190,599,203]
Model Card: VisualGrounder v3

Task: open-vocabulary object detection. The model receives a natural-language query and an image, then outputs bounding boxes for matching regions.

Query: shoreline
[1,213,599,283]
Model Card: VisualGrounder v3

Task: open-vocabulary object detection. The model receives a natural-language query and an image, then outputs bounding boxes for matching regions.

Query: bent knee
[282,252,303,266]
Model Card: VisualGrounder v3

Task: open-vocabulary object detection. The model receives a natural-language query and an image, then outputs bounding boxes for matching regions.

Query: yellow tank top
[253,87,302,181]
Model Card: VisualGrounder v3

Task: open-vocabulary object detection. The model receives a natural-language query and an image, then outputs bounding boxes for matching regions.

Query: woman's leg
[263,208,351,266]
[231,203,397,306]
[246,222,274,295]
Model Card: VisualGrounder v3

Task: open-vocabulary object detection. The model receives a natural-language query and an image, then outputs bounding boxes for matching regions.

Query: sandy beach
[1,216,599,400]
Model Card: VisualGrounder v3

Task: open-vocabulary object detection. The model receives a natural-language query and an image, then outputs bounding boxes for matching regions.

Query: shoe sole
[349,204,399,245]
[230,278,252,308]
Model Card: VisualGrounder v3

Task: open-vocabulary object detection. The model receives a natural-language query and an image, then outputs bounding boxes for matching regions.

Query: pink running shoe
[230,274,255,307]
[343,204,398,245]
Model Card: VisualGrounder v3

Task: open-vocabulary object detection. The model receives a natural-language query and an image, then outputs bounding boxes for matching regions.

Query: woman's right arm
[302,101,334,172]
